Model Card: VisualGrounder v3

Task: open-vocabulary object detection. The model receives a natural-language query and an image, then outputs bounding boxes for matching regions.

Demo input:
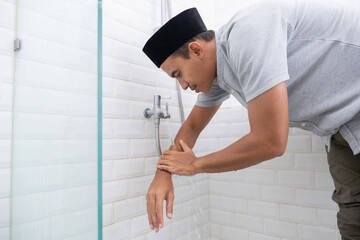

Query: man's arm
[170,104,222,151]
[193,82,289,173]
[153,103,221,176]
[147,103,221,232]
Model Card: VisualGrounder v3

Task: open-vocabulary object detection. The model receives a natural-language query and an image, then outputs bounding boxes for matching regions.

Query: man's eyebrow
[171,69,179,78]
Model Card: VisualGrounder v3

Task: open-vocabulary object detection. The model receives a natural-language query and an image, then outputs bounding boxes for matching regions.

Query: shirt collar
[214,30,224,86]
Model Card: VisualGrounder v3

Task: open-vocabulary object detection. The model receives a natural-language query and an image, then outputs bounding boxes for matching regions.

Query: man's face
[160,42,216,94]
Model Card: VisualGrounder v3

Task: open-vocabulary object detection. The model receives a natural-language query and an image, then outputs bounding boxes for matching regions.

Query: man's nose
[178,78,189,90]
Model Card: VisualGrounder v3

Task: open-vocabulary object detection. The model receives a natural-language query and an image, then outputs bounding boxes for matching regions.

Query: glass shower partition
[11,1,102,239]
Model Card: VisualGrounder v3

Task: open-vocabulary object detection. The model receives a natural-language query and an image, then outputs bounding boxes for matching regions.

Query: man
[142,1,360,238]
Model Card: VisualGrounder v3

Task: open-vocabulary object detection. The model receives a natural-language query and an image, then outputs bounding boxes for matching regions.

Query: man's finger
[146,203,153,230]
[151,195,159,232]
[163,150,177,155]
[155,195,164,231]
[166,192,174,220]
[157,159,165,165]
[158,157,175,166]
[180,139,191,152]
[157,164,170,172]
[146,194,155,230]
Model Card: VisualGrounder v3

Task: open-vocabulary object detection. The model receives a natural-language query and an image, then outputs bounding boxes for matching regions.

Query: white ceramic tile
[0,169,11,198]
[263,219,297,239]
[261,186,296,204]
[296,189,337,209]
[234,213,262,232]
[248,200,279,219]
[0,198,9,228]
[246,169,277,185]
[280,204,316,225]
[298,224,338,240]
[113,196,146,222]
[278,170,314,188]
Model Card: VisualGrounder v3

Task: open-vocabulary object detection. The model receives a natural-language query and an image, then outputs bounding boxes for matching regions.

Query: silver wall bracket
[14,39,21,51]
[144,95,171,156]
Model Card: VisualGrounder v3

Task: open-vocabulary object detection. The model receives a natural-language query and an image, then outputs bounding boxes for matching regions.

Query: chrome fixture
[144,95,171,124]
[144,95,171,156]
[14,39,21,51]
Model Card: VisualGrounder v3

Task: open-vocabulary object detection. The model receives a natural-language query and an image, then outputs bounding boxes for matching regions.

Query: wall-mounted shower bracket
[144,95,171,124]
[14,39,21,51]
[144,95,171,156]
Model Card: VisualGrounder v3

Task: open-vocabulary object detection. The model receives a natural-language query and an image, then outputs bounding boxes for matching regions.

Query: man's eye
[177,72,182,78]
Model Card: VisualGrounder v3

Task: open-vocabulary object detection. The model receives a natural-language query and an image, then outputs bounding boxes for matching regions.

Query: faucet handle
[162,96,171,111]
[162,96,171,100]
[164,102,171,119]
[144,108,153,118]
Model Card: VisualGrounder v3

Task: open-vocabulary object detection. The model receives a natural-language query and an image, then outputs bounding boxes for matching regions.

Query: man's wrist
[193,157,203,175]
[156,169,172,178]
[169,145,182,152]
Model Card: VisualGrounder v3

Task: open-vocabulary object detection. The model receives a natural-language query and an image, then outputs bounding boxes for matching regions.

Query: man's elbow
[252,130,288,159]
[266,137,287,158]
[272,143,286,157]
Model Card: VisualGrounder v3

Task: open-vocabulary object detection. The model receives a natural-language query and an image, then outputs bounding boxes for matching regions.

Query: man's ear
[188,42,204,58]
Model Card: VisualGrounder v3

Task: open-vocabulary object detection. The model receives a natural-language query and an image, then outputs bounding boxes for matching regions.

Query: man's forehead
[161,56,180,75]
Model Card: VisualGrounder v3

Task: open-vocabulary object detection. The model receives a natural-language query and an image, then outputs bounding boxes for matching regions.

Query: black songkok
[142,8,207,68]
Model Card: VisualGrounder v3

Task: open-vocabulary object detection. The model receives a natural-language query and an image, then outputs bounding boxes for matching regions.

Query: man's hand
[146,105,220,232]
[146,170,174,233]
[157,140,198,176]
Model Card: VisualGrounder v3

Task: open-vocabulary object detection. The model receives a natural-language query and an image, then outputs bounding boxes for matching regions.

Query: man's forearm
[170,120,200,151]
[193,82,289,174]
[194,132,285,174]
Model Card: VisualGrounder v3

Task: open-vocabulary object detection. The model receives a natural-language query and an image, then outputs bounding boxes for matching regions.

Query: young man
[142,1,360,238]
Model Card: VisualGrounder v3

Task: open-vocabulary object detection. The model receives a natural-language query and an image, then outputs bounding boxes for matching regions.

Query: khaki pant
[326,132,360,240]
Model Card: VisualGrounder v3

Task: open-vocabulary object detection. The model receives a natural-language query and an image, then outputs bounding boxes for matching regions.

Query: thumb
[180,140,191,152]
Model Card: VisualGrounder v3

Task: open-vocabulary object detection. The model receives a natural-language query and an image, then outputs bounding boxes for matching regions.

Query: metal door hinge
[14,39,21,51]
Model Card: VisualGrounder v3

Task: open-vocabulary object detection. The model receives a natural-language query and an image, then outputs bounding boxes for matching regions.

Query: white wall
[209,1,341,239]
[0,0,15,239]
[0,0,342,240]
[0,0,98,239]
[101,0,214,239]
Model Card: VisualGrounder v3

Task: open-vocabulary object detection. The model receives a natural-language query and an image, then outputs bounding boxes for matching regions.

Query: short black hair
[171,30,215,59]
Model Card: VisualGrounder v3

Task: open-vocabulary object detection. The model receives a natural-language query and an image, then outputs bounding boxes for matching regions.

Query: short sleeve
[195,79,230,107]
[226,4,290,102]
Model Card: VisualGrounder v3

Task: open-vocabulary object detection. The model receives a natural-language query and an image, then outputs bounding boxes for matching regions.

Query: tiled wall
[102,0,215,239]
[0,0,99,239]
[0,0,15,239]
[208,1,341,239]
[0,0,342,240]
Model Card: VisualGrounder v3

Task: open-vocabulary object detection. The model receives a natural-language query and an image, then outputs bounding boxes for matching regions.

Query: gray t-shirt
[196,0,360,154]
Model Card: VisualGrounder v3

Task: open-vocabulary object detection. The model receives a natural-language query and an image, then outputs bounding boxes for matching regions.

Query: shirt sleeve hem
[195,95,230,108]
[245,72,290,102]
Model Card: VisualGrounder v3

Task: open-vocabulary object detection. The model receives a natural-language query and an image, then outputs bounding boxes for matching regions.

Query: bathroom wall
[0,0,15,239]
[0,0,343,240]
[101,0,215,239]
[207,1,341,239]
[0,1,99,239]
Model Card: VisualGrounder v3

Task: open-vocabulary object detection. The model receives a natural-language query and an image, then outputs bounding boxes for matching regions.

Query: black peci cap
[142,8,207,68]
